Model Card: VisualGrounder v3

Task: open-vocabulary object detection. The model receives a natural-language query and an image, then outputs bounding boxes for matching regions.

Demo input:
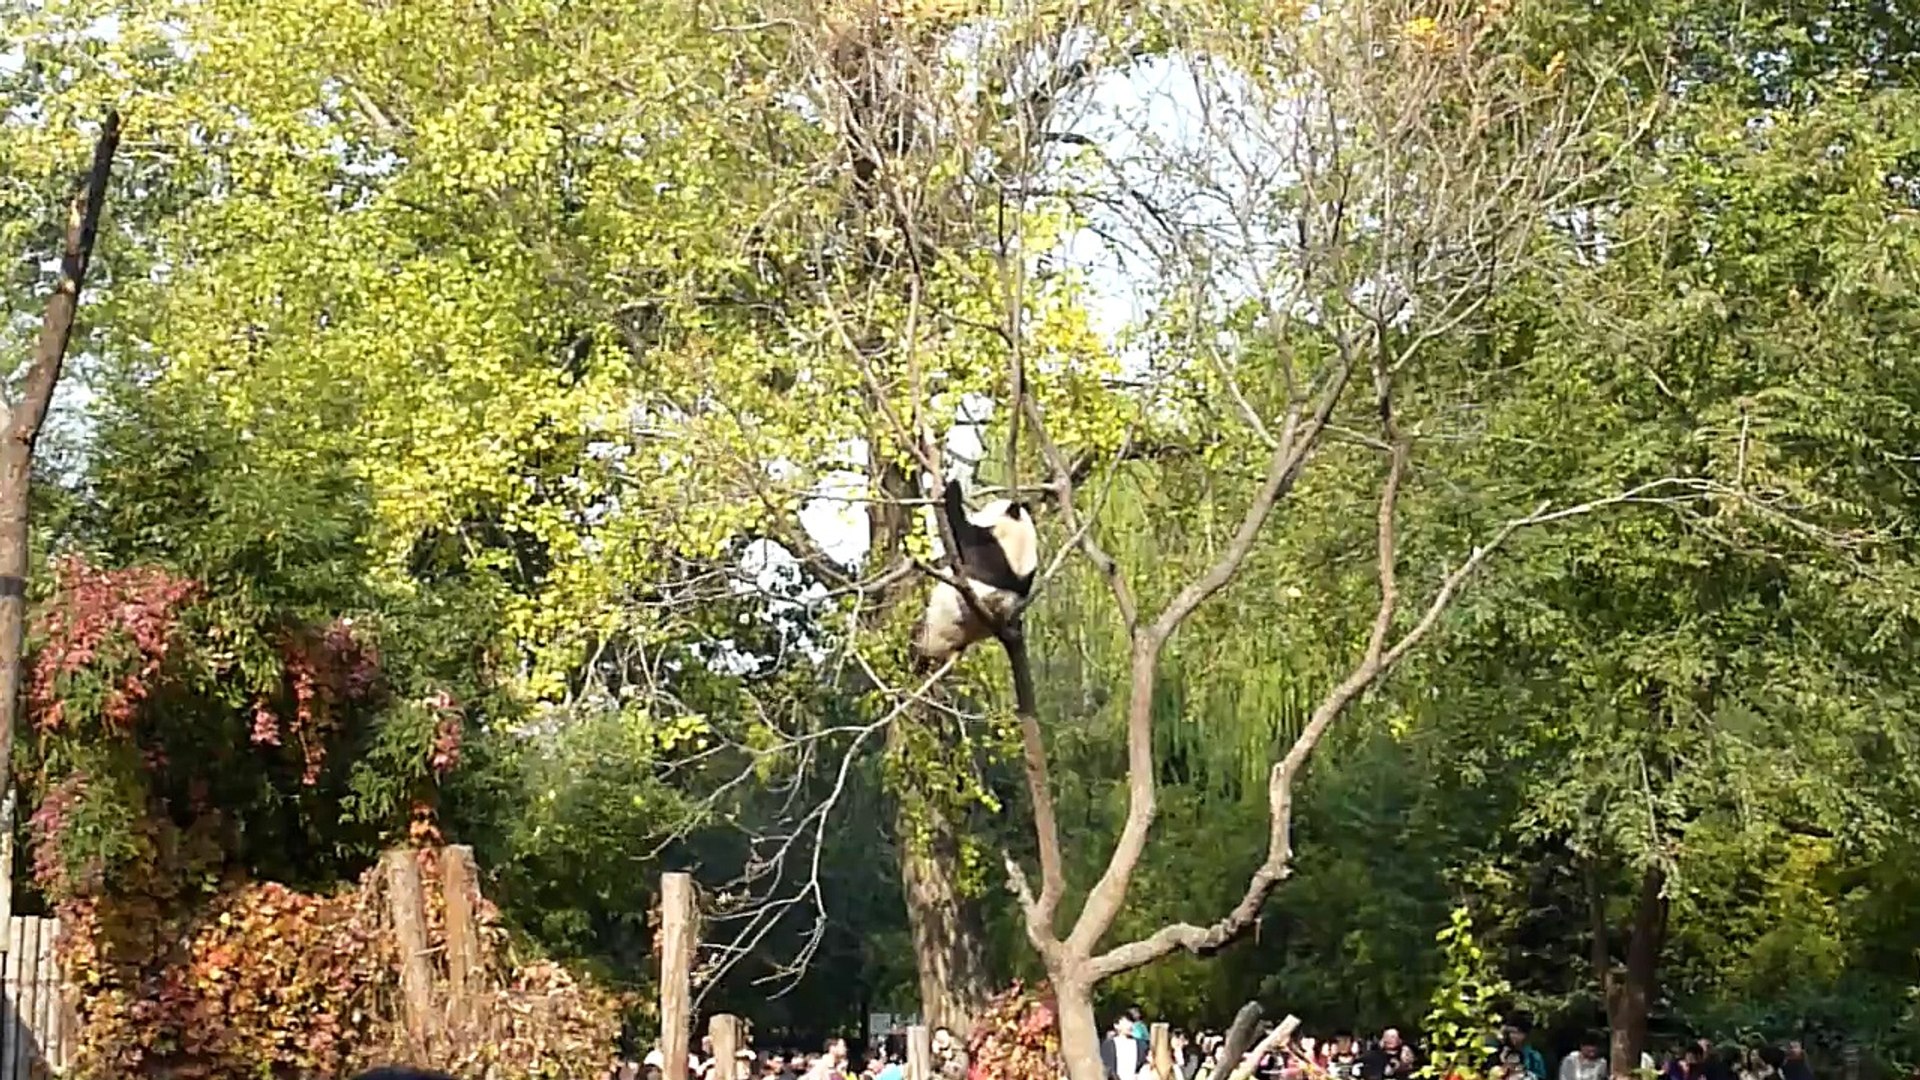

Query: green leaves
[1421,907,1514,1080]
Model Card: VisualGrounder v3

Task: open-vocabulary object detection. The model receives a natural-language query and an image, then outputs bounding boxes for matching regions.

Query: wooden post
[383,849,438,1055]
[5,916,25,1080]
[907,1024,932,1080]
[711,1014,744,1080]
[35,917,55,1076]
[1152,1022,1173,1080]
[442,844,486,1035]
[660,872,697,1080]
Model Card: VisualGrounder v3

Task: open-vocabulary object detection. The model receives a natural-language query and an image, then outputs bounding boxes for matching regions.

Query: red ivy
[29,555,198,733]
[968,982,1060,1080]
[28,772,91,896]
[247,617,382,784]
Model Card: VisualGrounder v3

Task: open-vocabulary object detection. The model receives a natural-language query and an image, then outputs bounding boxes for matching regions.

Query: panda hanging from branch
[909,476,1039,672]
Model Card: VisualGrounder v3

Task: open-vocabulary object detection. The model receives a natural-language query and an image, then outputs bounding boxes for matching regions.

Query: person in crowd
[806,1039,849,1080]
[1106,1016,1141,1080]
[1326,1032,1360,1078]
[1779,1043,1813,1080]
[1698,1041,1736,1080]
[1668,1043,1708,1080]
[1360,1028,1416,1080]
[1559,1034,1607,1080]
[932,1026,969,1080]
[1488,1025,1545,1080]
[1738,1046,1779,1080]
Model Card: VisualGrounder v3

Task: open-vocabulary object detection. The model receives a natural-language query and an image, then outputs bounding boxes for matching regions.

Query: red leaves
[967,983,1061,1080]
[427,689,464,775]
[29,556,400,787]
[54,854,622,1078]
[276,617,383,785]
[27,772,90,895]
[64,870,399,1077]
[29,555,197,734]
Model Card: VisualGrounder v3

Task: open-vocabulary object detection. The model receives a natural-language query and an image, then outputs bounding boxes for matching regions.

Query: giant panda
[910,478,1039,670]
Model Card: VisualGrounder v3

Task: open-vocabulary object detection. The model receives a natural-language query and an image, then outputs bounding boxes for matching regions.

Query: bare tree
[645,0,1148,1029]
[957,3,1672,1077]
[0,111,121,922]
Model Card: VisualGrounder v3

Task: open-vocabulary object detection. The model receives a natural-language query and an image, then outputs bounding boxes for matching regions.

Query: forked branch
[1064,355,1355,956]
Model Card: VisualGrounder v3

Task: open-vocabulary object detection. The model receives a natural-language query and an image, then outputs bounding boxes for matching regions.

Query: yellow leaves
[1395,11,1471,56]
[1401,15,1442,40]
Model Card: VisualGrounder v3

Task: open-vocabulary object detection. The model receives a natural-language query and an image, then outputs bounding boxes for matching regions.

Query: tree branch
[1067,358,1353,957]
[10,110,121,440]
[1086,470,1718,979]
[1023,394,1140,635]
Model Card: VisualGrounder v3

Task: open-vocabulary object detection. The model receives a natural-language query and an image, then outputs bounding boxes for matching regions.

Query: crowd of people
[613,1028,974,1080]
[1087,1017,1832,1080]
[607,1016,1865,1080]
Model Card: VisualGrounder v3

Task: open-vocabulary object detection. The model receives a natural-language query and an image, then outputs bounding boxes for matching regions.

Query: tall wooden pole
[1151,1023,1173,1080]
[0,111,121,924]
[383,848,438,1055]
[906,1025,932,1080]
[660,872,698,1080]
[710,1014,744,1080]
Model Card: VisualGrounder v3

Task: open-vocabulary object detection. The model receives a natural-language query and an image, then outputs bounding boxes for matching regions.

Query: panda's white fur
[912,497,1038,667]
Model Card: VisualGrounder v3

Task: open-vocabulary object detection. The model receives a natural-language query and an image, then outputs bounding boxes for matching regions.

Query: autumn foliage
[29,556,198,736]
[21,555,620,1077]
[967,983,1061,1080]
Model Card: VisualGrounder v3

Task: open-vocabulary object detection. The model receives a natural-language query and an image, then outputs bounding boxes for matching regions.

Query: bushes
[55,856,625,1079]
[61,874,399,1078]
[968,983,1061,1080]
[22,554,620,1077]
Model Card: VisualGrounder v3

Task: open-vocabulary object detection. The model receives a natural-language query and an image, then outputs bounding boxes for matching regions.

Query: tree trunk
[891,725,990,1033]
[0,111,120,922]
[865,438,990,1032]
[1599,862,1666,1079]
[0,444,31,923]
[1055,978,1105,1080]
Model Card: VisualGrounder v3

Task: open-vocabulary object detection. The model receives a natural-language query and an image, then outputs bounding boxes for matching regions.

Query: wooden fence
[0,915,67,1079]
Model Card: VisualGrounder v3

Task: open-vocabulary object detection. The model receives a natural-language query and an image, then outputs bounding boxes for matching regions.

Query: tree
[0,109,120,920]
[1394,36,1920,1071]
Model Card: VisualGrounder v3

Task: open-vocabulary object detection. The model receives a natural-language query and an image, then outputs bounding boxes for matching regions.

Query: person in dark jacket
[1781,1042,1814,1080]
[1360,1029,1418,1080]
